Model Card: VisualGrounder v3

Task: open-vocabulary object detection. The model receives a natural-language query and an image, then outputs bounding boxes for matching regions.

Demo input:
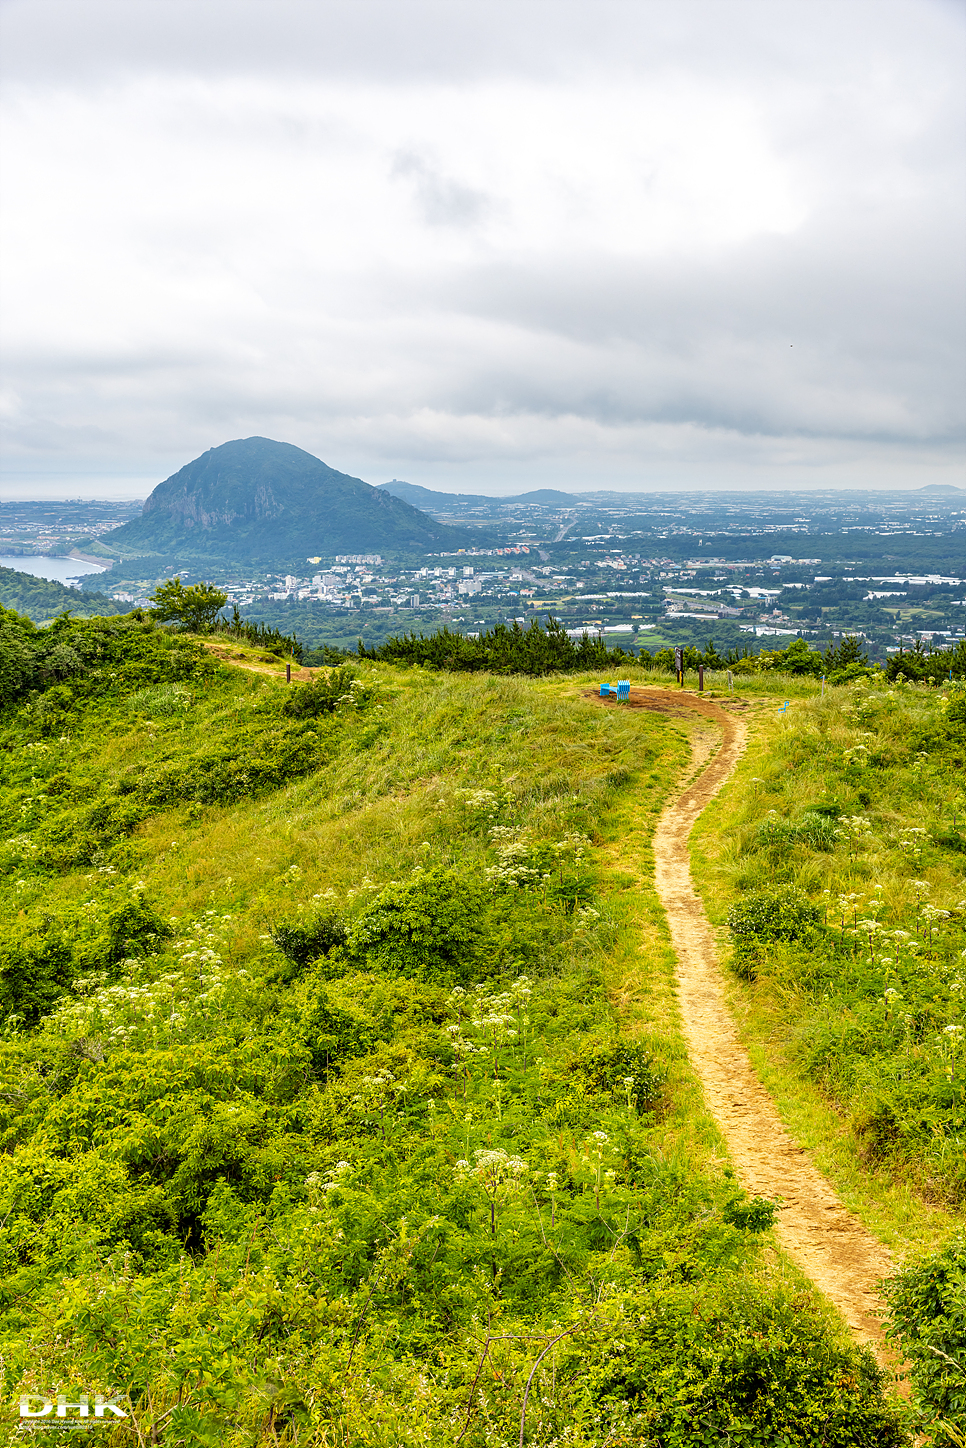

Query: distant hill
[916,483,962,493]
[0,566,128,623]
[378,480,578,506]
[103,439,482,564]
[506,488,579,504]
[378,479,494,507]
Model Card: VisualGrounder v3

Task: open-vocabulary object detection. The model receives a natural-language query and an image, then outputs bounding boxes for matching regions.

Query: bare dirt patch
[202,641,318,680]
[593,685,898,1362]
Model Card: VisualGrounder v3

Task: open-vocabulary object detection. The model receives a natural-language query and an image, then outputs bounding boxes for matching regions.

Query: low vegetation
[701,678,966,1198]
[693,675,966,1440]
[0,611,916,1444]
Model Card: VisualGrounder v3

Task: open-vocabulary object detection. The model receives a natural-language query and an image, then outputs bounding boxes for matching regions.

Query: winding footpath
[609,686,896,1361]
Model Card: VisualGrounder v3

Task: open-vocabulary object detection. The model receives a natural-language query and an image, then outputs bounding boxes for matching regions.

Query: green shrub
[148,577,228,633]
[92,890,173,965]
[576,1040,667,1113]
[303,984,380,1076]
[281,667,358,718]
[36,642,86,684]
[883,1235,966,1441]
[728,889,822,977]
[270,913,347,973]
[0,609,215,710]
[723,1193,780,1233]
[0,606,40,706]
[0,930,74,1028]
[0,889,171,1026]
[347,866,491,985]
[586,1279,906,1447]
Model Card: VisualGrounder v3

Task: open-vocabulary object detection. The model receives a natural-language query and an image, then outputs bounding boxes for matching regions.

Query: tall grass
[692,677,966,1218]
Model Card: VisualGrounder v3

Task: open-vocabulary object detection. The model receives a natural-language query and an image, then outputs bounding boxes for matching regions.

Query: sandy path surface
[203,642,318,680]
[599,686,896,1359]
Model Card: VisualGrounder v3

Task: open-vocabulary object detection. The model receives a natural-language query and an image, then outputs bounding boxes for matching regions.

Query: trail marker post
[698,665,705,692]
[674,647,684,687]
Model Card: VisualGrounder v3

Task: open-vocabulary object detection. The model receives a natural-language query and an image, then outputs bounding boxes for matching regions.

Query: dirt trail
[202,642,317,680]
[598,685,896,1360]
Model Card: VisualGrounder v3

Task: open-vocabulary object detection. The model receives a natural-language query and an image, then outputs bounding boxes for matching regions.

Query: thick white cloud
[0,0,963,495]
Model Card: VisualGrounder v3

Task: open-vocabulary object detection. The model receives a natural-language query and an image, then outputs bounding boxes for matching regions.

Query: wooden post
[286,663,291,683]
[698,665,704,692]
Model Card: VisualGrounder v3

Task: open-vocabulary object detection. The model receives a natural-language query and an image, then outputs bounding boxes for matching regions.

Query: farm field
[0,607,963,1444]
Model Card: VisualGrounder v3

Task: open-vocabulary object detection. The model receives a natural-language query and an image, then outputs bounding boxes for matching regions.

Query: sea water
[0,555,108,588]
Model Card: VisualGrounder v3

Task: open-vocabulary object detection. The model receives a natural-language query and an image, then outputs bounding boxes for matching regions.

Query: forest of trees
[0,564,127,622]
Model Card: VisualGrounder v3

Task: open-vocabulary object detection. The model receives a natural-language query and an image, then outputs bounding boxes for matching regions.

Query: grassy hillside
[0,564,127,622]
[0,612,933,1444]
[691,678,966,1438]
[691,679,966,1208]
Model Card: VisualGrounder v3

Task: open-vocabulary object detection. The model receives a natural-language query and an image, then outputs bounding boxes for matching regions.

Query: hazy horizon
[2,467,962,506]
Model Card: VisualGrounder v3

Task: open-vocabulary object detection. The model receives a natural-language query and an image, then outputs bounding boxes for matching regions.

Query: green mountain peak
[104,437,478,563]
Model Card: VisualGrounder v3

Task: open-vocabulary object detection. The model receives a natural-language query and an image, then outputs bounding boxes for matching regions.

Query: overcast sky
[1,0,964,499]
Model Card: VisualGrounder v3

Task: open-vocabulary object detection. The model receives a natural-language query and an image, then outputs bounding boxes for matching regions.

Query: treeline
[717,635,872,683]
[0,564,127,622]
[360,619,966,686]
[358,617,636,674]
[885,637,966,683]
[356,618,875,682]
[659,635,966,684]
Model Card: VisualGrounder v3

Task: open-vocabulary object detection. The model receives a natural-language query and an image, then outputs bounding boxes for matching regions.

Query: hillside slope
[691,680,966,1209]
[0,564,127,622]
[0,612,927,1444]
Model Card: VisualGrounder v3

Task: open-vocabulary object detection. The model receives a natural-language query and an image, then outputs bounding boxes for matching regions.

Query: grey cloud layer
[0,0,963,493]
[2,0,959,87]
